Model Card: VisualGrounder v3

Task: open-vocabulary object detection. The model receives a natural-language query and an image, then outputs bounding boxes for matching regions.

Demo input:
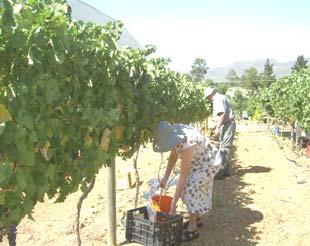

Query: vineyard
[259,69,310,133]
[0,0,210,226]
[0,0,310,245]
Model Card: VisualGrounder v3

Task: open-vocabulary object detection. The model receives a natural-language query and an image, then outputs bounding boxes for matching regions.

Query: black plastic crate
[126,206,183,246]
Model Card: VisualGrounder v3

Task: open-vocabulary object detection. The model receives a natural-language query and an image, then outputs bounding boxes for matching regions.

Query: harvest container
[126,206,183,246]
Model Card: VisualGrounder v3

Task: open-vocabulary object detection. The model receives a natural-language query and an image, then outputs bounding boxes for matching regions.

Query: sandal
[183,218,204,229]
[183,230,199,242]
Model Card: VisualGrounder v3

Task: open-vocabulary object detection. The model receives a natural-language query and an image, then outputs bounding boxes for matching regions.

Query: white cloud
[123,16,310,71]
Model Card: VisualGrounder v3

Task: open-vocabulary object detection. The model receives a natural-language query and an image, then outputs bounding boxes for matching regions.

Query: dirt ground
[2,121,310,246]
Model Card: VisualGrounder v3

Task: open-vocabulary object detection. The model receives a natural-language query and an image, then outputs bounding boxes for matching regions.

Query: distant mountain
[206,58,309,82]
[67,0,141,49]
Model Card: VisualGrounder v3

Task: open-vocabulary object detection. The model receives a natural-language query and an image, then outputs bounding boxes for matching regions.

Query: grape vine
[0,0,211,226]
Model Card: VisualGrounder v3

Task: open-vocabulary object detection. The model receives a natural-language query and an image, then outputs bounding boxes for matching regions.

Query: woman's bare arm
[172,145,196,204]
[160,148,178,188]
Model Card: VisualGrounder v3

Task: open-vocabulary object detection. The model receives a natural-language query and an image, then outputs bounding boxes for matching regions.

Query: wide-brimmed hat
[204,87,216,98]
[153,121,185,152]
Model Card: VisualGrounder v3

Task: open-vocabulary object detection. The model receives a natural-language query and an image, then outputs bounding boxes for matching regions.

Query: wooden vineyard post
[295,122,301,148]
[107,158,117,246]
[290,122,295,151]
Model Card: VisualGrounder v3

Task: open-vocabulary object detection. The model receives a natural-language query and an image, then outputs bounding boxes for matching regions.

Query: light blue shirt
[213,93,235,123]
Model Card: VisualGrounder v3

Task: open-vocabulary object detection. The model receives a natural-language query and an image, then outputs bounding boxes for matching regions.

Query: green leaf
[45,165,55,179]
[0,163,13,186]
[23,198,34,214]
[28,130,38,144]
[44,79,60,104]
[9,30,27,48]
[15,139,35,167]
[0,104,12,123]
[21,114,34,130]
[27,213,35,221]
[29,27,47,46]
[3,0,15,27]
[25,183,36,197]
[80,182,88,193]
[7,207,22,223]
[27,45,44,66]
[0,167,6,184]
[16,170,27,190]
[4,192,20,207]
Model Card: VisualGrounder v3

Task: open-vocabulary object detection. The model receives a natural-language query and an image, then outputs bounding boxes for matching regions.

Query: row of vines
[259,68,310,140]
[0,0,210,226]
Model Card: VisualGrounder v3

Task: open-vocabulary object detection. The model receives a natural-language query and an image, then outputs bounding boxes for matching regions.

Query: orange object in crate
[151,195,173,213]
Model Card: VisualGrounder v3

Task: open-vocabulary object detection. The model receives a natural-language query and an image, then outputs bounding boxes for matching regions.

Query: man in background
[205,87,236,179]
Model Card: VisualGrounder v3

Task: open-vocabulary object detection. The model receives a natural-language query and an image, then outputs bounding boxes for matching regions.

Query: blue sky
[83,0,310,71]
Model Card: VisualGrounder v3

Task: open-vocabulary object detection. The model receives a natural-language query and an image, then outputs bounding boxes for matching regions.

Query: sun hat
[153,121,185,152]
[204,87,216,98]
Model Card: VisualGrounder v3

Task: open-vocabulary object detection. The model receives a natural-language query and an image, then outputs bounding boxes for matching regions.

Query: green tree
[205,78,215,87]
[261,59,276,87]
[231,89,245,116]
[190,58,209,82]
[246,95,260,119]
[241,67,262,95]
[291,55,308,72]
[184,73,193,82]
[226,68,239,85]
[216,83,229,94]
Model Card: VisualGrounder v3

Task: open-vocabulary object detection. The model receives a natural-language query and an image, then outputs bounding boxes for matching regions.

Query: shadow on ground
[184,145,272,246]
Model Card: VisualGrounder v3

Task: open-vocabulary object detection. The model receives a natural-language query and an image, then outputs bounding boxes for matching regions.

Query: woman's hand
[159,176,168,189]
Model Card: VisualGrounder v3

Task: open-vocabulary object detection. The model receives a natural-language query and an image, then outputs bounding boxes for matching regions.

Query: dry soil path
[187,123,310,246]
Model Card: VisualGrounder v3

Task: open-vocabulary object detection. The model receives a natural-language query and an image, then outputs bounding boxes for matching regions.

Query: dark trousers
[216,120,236,178]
